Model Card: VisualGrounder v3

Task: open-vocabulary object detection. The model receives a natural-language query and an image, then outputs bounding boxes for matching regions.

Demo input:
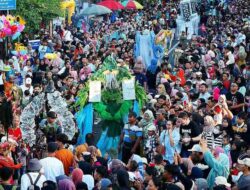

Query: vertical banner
[89,81,102,102]
[122,78,136,100]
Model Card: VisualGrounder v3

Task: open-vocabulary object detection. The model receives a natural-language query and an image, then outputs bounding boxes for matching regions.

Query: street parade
[0,0,250,189]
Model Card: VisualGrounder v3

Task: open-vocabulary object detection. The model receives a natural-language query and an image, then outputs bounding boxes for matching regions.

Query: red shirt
[223,80,231,90]
[8,128,22,141]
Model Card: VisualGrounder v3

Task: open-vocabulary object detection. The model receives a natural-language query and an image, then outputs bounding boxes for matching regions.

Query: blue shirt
[160,129,180,164]
[135,73,147,86]
[123,124,142,143]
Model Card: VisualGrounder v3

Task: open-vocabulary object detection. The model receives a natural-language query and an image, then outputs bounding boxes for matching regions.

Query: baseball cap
[100,178,112,190]
[215,176,231,187]
[196,71,202,76]
[156,109,166,115]
[188,144,203,152]
[47,111,57,119]
[238,155,250,167]
[231,82,238,87]
[25,78,32,85]
[117,59,124,63]
[8,59,14,63]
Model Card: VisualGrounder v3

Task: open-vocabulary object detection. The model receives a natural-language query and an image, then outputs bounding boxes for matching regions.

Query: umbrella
[79,4,112,16]
[98,0,124,10]
[121,0,143,9]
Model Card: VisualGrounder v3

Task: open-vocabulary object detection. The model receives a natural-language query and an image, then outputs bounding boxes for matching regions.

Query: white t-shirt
[198,92,211,103]
[63,30,72,42]
[82,175,94,190]
[20,84,33,95]
[40,157,65,182]
[21,172,46,190]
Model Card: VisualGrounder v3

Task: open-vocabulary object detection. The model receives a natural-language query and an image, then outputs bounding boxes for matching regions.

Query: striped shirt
[203,131,223,149]
[123,124,142,143]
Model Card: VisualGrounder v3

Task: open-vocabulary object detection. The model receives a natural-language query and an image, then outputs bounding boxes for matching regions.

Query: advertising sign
[0,0,16,10]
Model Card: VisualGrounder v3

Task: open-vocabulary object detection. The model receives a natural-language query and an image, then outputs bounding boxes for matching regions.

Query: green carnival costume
[75,56,147,155]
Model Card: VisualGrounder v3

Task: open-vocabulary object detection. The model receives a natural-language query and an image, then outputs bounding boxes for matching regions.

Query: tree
[12,0,63,33]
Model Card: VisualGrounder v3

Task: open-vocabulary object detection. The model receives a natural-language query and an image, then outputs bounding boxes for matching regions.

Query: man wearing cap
[232,155,250,190]
[39,111,62,143]
[20,158,46,190]
[194,72,205,86]
[20,77,33,96]
[39,142,64,182]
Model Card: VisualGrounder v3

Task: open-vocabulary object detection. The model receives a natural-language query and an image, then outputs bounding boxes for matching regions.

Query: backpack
[27,173,42,190]
[0,185,17,190]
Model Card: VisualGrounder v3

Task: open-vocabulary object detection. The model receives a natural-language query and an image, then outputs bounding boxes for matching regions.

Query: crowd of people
[0,0,250,190]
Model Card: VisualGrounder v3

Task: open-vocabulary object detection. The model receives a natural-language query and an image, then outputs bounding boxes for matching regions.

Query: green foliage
[93,100,133,121]
[102,89,122,104]
[75,83,89,109]
[135,82,147,109]
[12,0,63,32]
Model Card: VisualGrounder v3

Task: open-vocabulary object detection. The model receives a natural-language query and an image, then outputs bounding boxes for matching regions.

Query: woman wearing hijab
[146,58,160,90]
[139,110,156,140]
[201,116,224,149]
[200,139,230,189]
[58,179,76,190]
[156,84,167,97]
[203,115,215,133]
[71,168,83,186]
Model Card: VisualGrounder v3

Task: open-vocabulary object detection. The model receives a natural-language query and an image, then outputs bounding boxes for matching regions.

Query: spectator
[178,112,201,157]
[0,167,20,190]
[20,158,46,190]
[55,134,75,176]
[233,154,250,190]
[159,120,180,164]
[119,112,142,163]
[39,142,64,182]
[200,139,230,188]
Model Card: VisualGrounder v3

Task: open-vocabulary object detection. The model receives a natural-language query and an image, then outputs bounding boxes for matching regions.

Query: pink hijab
[71,168,83,186]
[58,179,76,190]
[213,87,220,101]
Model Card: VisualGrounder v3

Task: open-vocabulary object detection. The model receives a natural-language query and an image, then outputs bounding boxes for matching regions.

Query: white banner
[122,78,135,100]
[89,81,101,102]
